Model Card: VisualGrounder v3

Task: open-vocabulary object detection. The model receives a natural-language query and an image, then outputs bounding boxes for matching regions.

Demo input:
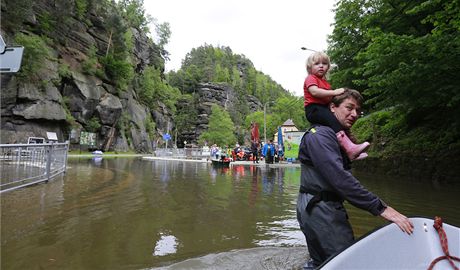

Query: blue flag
[277,126,284,156]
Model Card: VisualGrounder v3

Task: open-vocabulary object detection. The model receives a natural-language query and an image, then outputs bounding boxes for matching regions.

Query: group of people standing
[250,139,283,164]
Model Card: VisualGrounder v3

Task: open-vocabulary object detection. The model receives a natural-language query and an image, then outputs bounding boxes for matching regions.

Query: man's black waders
[299,186,344,213]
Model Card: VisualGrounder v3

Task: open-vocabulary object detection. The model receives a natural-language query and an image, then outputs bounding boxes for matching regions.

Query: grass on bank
[284,143,300,159]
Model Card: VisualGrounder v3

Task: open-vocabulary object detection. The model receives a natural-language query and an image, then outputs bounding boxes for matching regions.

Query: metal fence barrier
[154,147,211,160]
[0,142,69,193]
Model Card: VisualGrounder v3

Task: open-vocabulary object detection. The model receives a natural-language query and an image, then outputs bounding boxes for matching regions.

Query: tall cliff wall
[1,1,165,152]
[0,1,263,151]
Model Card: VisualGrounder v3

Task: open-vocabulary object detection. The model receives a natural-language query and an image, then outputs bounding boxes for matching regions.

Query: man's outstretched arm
[380,206,414,235]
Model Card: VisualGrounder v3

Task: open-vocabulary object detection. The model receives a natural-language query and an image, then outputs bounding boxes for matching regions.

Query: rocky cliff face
[1,62,174,153]
[176,83,262,147]
[0,1,262,151]
[1,1,164,152]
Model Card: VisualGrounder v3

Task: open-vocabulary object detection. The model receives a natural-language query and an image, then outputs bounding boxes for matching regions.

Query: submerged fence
[0,142,69,193]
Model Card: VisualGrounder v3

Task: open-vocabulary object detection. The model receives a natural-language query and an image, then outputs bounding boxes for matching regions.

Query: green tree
[82,45,103,77]
[102,53,134,91]
[199,105,236,146]
[138,65,180,112]
[117,0,152,31]
[245,67,257,96]
[75,0,88,19]
[231,66,243,90]
[327,0,372,89]
[154,21,171,60]
[215,63,230,82]
[86,116,101,132]
[272,96,308,131]
[174,94,197,135]
[180,64,202,93]
[138,66,159,105]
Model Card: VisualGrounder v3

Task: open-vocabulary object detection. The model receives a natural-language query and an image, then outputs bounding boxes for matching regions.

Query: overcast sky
[144,0,336,97]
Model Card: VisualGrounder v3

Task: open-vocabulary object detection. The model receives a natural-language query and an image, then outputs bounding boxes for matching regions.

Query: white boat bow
[320,217,460,270]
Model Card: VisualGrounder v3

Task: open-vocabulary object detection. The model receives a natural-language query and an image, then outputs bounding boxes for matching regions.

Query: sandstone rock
[18,82,62,103]
[96,93,122,125]
[71,71,102,100]
[114,134,130,152]
[12,101,66,121]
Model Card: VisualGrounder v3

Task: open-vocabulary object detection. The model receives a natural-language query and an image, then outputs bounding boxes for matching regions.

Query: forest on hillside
[167,45,308,145]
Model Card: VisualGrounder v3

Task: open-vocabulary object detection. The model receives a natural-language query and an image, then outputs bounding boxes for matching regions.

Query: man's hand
[380,206,414,235]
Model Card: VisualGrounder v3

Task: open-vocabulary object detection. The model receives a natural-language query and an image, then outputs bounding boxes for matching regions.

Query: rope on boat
[427,216,460,270]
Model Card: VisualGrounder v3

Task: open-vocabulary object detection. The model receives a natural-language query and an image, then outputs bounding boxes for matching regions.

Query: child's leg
[305,104,342,132]
[336,130,370,160]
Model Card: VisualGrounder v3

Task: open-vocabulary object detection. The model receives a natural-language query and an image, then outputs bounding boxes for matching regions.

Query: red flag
[251,122,260,142]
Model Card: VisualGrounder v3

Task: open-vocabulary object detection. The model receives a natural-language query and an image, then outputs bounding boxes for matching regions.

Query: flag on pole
[277,126,284,157]
[251,122,260,142]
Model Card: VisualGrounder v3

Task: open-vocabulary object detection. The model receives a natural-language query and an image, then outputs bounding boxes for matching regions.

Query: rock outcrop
[175,83,262,147]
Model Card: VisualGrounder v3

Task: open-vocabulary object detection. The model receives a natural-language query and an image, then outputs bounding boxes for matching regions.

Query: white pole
[264,103,267,143]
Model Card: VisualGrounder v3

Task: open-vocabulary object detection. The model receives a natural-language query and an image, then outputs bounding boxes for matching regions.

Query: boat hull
[320,217,460,269]
[211,159,231,167]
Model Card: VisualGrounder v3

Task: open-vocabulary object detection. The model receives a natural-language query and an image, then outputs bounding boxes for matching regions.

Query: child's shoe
[354,152,368,160]
[336,130,370,160]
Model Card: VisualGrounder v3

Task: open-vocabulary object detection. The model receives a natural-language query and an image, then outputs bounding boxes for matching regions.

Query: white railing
[154,147,211,160]
[0,142,69,193]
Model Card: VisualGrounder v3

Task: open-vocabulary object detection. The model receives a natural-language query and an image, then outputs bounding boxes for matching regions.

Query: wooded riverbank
[352,153,460,184]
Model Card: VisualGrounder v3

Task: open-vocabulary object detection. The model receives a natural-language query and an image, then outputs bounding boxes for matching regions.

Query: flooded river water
[1,157,459,269]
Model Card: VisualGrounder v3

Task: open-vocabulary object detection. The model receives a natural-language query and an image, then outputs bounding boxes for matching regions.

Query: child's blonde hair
[306,52,330,74]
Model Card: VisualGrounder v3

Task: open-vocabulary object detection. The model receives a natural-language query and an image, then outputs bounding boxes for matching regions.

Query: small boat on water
[319,217,460,269]
[211,157,231,167]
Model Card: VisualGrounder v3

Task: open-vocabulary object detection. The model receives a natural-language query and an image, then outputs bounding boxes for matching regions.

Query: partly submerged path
[142,156,301,168]
[68,153,301,169]
[152,247,308,270]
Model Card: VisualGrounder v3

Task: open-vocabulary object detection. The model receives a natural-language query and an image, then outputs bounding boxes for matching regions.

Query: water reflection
[153,233,179,256]
[249,166,259,207]
[209,166,231,183]
[91,156,103,166]
[255,213,305,247]
[1,158,459,270]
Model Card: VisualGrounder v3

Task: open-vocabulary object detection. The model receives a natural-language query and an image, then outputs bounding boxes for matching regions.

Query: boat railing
[0,142,69,193]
